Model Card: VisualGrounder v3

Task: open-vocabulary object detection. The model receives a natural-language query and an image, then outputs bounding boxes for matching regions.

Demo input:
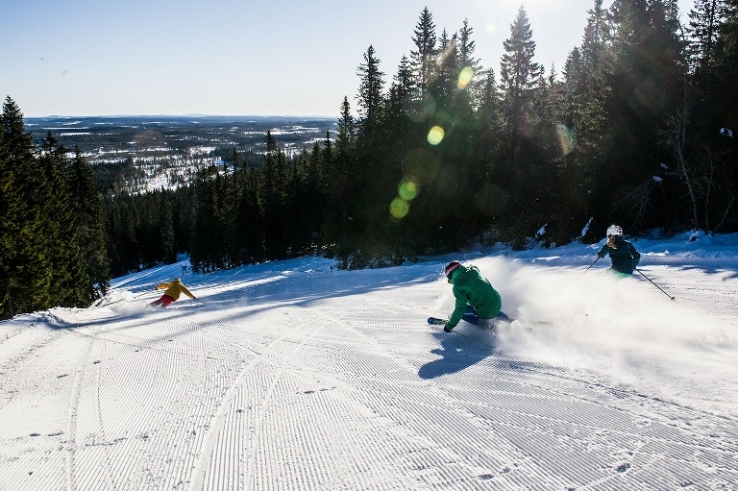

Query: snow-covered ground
[1,231,737,490]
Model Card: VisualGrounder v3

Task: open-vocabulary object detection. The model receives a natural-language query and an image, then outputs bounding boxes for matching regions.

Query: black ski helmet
[445,261,462,282]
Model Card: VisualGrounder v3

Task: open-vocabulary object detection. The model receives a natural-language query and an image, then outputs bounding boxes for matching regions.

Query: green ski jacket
[447,265,502,328]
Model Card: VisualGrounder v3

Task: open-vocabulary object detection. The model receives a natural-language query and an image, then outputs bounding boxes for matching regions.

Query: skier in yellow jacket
[149,278,196,307]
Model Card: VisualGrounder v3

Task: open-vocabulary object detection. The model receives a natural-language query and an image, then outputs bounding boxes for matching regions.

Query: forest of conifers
[2,0,737,319]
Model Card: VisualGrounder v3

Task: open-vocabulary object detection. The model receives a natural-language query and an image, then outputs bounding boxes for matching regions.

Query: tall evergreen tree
[688,0,726,72]
[356,45,386,139]
[38,133,87,307]
[259,131,288,260]
[0,101,27,317]
[68,148,109,300]
[458,18,480,73]
[0,97,52,317]
[499,5,543,170]
[323,97,357,265]
[712,0,738,126]
[336,96,355,157]
[458,19,484,106]
[433,29,460,106]
[355,45,392,265]
[601,0,686,229]
[497,6,544,240]
[410,7,438,98]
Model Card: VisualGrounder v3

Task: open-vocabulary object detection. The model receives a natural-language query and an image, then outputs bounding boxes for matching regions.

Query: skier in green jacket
[597,224,641,276]
[443,261,504,333]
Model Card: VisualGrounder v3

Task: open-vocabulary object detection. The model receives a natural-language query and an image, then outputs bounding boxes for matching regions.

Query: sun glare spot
[427,126,445,145]
[390,198,410,219]
[458,67,474,89]
[398,178,419,201]
[556,124,576,156]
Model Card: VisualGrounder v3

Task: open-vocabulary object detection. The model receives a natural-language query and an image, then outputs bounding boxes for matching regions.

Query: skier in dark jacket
[597,225,640,276]
[443,261,504,332]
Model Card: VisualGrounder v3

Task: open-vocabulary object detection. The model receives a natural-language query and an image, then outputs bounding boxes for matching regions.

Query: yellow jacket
[156,279,196,301]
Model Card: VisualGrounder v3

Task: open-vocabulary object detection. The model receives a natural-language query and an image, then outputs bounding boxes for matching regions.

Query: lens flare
[398,178,419,201]
[390,198,410,219]
[427,126,445,145]
[458,66,474,89]
[556,124,576,156]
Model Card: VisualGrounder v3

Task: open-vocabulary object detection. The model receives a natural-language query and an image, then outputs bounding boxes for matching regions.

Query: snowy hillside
[1,231,737,490]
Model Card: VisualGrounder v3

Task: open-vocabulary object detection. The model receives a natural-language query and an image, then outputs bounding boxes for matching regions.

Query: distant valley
[25,115,336,193]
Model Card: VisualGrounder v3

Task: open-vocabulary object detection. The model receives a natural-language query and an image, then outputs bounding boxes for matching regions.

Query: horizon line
[25,113,337,119]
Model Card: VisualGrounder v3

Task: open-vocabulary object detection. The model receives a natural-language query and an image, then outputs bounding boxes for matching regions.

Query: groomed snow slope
[1,232,737,490]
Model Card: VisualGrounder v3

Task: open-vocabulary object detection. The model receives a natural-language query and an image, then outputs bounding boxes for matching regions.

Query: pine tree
[323,97,356,265]
[68,148,110,300]
[458,18,480,73]
[458,19,484,105]
[410,7,438,98]
[581,0,609,73]
[688,0,726,72]
[712,0,738,126]
[259,131,288,260]
[474,68,505,210]
[336,96,355,157]
[559,1,613,240]
[356,45,385,139]
[433,29,461,106]
[0,97,52,317]
[0,103,26,317]
[602,0,686,229]
[499,5,543,170]
[355,44,396,265]
[38,133,88,307]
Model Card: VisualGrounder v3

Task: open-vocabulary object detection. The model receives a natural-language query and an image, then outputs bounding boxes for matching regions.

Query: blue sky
[2,0,695,118]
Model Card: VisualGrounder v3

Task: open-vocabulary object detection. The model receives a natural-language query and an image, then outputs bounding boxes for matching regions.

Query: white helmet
[606,224,623,237]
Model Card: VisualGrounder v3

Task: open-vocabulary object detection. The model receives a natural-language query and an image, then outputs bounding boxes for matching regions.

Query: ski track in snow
[1,243,738,490]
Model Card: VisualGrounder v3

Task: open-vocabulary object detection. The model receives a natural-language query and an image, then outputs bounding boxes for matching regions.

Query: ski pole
[584,256,600,273]
[135,289,157,298]
[635,268,675,301]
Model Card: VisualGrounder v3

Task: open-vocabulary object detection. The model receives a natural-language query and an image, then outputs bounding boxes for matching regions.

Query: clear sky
[2,0,695,118]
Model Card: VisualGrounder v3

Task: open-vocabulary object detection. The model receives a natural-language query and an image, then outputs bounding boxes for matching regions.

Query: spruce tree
[323,97,356,266]
[354,45,389,264]
[601,0,686,229]
[356,45,385,139]
[713,0,738,123]
[497,6,544,240]
[410,7,438,98]
[68,147,109,301]
[500,5,543,169]
[688,0,726,72]
[39,133,88,307]
[0,97,52,317]
[259,131,288,260]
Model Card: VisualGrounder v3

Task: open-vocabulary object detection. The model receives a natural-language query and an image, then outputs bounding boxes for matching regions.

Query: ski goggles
[445,263,461,282]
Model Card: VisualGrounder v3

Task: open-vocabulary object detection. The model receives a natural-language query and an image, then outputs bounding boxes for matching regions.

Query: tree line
[3,0,738,318]
[1,98,108,319]
[185,0,736,268]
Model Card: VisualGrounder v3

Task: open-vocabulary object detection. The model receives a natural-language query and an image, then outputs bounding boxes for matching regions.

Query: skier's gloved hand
[443,324,454,333]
